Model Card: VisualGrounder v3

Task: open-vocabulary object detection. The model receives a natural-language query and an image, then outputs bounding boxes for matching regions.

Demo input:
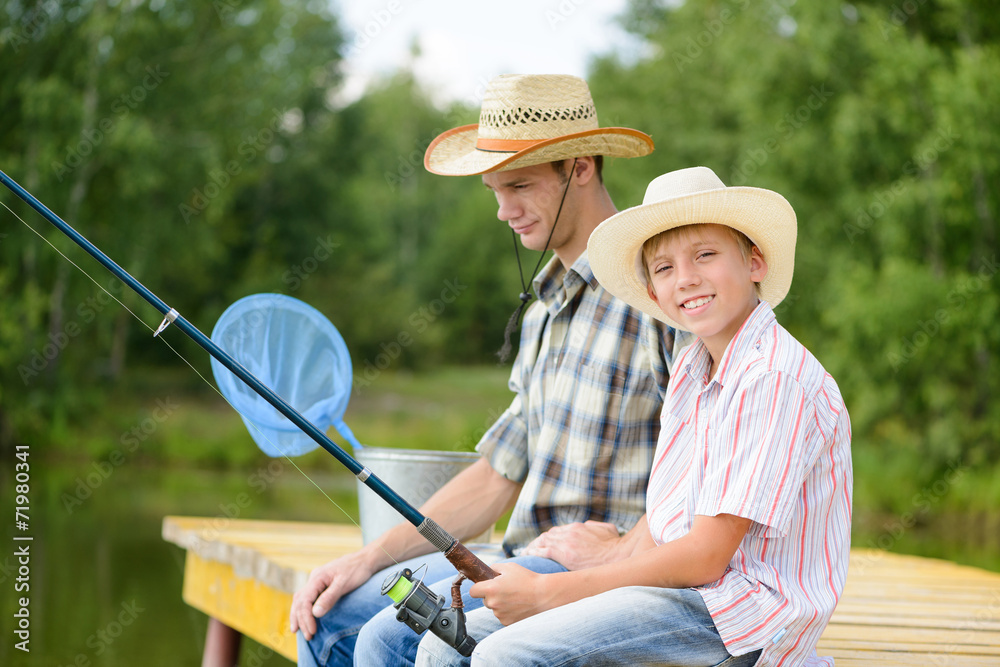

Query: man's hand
[289,458,521,640]
[289,552,375,640]
[470,562,561,626]
[520,520,626,570]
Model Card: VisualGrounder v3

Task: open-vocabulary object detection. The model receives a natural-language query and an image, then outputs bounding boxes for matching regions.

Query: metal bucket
[354,447,489,545]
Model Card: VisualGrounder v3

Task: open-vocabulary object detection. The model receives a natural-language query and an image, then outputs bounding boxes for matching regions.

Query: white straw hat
[588,166,797,330]
[424,74,653,176]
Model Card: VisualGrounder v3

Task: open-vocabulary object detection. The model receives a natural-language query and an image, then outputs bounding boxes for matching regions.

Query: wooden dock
[162,516,1000,665]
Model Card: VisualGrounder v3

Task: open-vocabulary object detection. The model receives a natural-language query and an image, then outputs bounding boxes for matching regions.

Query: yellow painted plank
[841,597,1000,610]
[164,516,364,592]
[822,653,1000,666]
[181,550,298,662]
[829,611,1000,632]
[845,586,1000,598]
[820,637,1000,655]
[820,622,1000,648]
[166,515,360,534]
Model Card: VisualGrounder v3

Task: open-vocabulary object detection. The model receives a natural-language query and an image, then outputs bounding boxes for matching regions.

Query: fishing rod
[0,168,495,653]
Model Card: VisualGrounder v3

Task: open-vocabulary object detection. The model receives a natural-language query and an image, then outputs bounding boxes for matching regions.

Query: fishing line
[2,169,498,585]
[0,196,402,568]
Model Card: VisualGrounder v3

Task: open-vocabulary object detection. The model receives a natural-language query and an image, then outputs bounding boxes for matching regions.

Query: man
[290,73,686,666]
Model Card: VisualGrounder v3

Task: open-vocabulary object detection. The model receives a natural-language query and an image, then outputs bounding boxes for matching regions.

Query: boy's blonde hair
[641,224,762,297]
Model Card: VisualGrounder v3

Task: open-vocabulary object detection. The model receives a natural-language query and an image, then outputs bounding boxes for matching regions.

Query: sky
[330,0,639,108]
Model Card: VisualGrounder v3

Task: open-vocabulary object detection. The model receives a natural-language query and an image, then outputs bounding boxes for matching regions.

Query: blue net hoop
[209,293,362,457]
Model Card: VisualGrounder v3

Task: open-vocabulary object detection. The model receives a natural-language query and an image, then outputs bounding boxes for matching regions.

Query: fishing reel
[381,567,477,657]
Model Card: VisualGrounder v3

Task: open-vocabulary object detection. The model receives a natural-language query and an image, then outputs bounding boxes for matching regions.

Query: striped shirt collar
[682,300,777,388]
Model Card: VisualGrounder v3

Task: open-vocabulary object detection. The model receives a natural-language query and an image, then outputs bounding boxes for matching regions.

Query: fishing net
[209,293,362,457]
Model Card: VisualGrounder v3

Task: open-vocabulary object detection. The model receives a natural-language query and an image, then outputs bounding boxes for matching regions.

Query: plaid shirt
[478,251,685,554]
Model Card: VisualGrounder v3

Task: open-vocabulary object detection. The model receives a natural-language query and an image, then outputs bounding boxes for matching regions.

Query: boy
[416,166,853,666]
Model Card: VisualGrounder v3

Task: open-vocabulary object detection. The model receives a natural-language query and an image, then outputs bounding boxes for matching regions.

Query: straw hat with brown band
[424,73,653,176]
[424,74,654,360]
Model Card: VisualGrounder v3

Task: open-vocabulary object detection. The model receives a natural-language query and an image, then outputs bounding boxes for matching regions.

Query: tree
[1,0,345,445]
[589,0,999,511]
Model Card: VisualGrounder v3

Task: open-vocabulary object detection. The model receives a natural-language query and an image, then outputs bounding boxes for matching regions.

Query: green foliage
[2,0,997,516]
[0,1,525,453]
[1,0,347,441]
[591,0,999,511]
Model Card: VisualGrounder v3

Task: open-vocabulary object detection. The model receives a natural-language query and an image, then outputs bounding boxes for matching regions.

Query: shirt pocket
[567,361,627,451]
[578,359,628,395]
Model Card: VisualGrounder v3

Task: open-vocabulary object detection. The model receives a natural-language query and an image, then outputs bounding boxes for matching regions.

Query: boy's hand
[520,520,625,570]
[470,562,560,626]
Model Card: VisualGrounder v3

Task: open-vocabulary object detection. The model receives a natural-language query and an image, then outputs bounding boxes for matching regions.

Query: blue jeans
[415,586,762,667]
[296,548,565,667]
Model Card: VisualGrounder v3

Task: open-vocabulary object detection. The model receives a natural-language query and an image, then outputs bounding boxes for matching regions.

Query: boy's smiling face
[645,223,768,366]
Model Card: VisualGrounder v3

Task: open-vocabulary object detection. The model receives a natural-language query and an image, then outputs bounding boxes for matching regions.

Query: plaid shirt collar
[533,252,599,313]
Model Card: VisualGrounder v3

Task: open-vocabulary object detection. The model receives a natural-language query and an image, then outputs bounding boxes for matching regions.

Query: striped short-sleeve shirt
[477,252,685,555]
[647,302,853,666]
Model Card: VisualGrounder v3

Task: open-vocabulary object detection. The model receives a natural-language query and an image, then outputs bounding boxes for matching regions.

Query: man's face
[482,161,577,254]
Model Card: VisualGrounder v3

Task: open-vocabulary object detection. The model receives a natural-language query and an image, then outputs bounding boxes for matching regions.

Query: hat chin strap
[497,158,578,363]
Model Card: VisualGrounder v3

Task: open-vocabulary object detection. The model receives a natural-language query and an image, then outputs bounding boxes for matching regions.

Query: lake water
[2,460,997,666]
[1,459,359,667]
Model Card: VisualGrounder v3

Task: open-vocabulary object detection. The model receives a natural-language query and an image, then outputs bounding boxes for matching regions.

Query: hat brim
[424,124,654,176]
[588,187,797,331]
